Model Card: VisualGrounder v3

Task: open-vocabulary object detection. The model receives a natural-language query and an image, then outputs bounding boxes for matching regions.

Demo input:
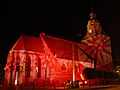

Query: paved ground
[104,85,120,90]
[69,85,118,90]
[0,84,119,90]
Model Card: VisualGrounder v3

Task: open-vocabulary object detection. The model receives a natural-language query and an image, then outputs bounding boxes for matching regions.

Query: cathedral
[4,12,113,87]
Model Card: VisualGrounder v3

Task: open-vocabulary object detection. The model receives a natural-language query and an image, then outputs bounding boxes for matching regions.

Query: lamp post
[116,70,119,84]
[72,34,81,88]
[9,52,14,90]
[72,41,75,87]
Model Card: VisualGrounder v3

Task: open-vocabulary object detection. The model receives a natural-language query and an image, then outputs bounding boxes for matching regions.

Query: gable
[10,35,44,53]
[40,33,95,62]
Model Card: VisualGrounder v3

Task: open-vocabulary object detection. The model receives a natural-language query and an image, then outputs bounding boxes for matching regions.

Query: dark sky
[2,0,120,67]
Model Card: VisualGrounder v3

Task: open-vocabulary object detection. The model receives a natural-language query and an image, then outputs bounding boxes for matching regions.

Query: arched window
[26,56,31,77]
[61,64,66,70]
[16,56,20,66]
[16,56,20,71]
[38,58,41,78]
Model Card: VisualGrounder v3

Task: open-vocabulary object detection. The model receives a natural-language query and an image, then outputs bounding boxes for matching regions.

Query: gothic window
[16,56,20,66]
[26,56,31,77]
[61,64,66,70]
[16,56,20,71]
[38,58,41,78]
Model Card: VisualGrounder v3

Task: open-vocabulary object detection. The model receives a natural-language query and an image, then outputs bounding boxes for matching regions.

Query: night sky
[2,0,120,68]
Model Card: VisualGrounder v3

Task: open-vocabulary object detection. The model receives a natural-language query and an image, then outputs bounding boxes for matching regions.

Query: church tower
[83,11,102,39]
[81,11,113,71]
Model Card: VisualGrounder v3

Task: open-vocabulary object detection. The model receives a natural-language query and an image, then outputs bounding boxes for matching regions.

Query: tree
[82,68,96,79]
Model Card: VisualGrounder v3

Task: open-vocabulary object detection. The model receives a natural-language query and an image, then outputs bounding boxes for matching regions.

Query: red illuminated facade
[4,12,113,87]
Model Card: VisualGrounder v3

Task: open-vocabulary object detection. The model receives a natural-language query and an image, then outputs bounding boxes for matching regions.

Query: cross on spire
[90,7,96,19]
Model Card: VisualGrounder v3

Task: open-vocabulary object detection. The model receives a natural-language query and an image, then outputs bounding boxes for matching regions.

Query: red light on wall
[36,67,38,72]
[80,74,85,80]
[15,72,18,86]
[84,80,87,84]
[15,78,17,86]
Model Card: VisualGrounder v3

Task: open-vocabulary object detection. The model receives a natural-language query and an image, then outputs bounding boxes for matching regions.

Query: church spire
[82,7,102,39]
[90,7,96,20]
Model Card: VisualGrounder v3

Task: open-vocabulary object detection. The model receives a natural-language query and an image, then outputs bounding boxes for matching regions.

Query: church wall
[4,50,46,86]
[4,49,92,86]
[54,58,87,84]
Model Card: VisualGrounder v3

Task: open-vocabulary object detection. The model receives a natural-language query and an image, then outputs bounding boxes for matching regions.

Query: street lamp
[116,70,119,74]
[9,52,14,90]
[72,41,75,86]
[72,34,81,87]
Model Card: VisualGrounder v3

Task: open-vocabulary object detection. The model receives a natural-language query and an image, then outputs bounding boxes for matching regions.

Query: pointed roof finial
[90,7,96,19]
[91,6,94,13]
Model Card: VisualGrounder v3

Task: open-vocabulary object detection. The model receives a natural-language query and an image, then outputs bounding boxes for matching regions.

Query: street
[69,84,120,90]
[104,85,120,90]
[0,84,120,90]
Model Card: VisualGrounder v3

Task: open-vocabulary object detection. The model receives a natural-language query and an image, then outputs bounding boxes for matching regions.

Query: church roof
[40,33,95,62]
[10,35,44,53]
[10,33,95,62]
